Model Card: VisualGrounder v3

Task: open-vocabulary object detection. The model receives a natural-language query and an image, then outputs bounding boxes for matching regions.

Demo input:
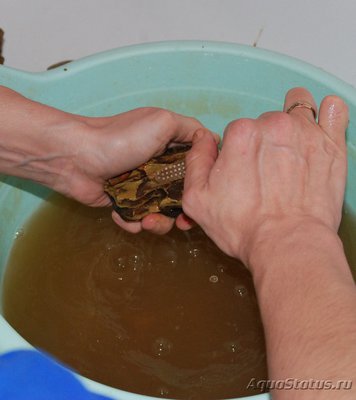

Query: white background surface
[1,0,356,88]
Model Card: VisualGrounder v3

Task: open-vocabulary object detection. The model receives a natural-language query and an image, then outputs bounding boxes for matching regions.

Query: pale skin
[0,85,199,234]
[183,87,356,399]
[1,85,355,398]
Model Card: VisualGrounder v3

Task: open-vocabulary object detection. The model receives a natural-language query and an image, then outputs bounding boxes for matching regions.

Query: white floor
[1,0,356,88]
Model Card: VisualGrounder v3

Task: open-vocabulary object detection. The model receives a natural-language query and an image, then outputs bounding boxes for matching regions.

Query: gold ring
[286,101,317,120]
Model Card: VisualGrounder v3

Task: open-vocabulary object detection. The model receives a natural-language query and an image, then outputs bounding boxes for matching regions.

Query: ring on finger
[286,101,317,120]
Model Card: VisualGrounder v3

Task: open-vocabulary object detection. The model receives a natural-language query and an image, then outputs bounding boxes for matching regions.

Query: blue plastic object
[0,350,111,400]
[0,41,356,400]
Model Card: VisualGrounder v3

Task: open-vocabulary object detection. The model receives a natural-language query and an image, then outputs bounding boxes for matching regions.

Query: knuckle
[268,111,293,128]
[267,112,295,141]
[187,116,203,128]
[147,108,177,128]
[225,118,254,133]
[258,111,275,120]
[194,127,207,137]
[148,109,178,143]
[156,109,176,125]
[224,118,255,141]
[137,106,160,114]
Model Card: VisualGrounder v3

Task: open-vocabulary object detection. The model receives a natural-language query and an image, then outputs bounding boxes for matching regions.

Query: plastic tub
[0,41,355,400]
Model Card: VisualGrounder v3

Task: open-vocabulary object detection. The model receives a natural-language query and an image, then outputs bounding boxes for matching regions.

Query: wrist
[37,117,91,190]
[0,86,111,205]
[244,217,343,277]
[0,92,88,191]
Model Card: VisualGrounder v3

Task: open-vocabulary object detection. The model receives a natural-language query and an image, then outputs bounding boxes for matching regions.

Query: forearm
[248,221,356,399]
[0,86,86,189]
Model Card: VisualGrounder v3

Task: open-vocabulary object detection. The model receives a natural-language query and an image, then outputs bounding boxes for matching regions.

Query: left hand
[57,107,204,234]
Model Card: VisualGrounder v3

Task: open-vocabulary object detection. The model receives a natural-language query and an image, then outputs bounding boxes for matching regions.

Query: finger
[257,111,276,121]
[167,131,220,148]
[221,118,255,148]
[141,213,175,235]
[111,211,142,233]
[184,128,218,192]
[176,213,195,231]
[283,87,318,123]
[168,112,205,143]
[318,95,349,149]
[169,112,220,144]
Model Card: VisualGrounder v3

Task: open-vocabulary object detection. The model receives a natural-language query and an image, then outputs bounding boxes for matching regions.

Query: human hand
[183,88,349,265]
[56,107,203,234]
[0,86,204,234]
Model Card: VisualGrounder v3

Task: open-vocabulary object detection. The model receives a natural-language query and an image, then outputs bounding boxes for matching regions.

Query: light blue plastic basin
[0,41,356,400]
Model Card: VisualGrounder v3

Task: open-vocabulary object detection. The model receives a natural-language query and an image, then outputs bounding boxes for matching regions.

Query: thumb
[184,129,218,194]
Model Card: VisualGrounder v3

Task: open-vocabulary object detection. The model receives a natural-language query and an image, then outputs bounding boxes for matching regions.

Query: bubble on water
[116,257,126,269]
[110,257,126,274]
[199,375,206,384]
[14,229,24,239]
[217,264,226,273]
[209,275,219,283]
[157,386,169,397]
[128,254,143,271]
[224,341,239,353]
[112,254,143,273]
[96,217,103,223]
[234,284,248,297]
[176,305,185,318]
[152,337,173,357]
[105,243,116,251]
[189,248,200,258]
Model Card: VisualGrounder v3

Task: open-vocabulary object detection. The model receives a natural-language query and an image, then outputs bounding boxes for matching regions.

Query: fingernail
[193,129,204,142]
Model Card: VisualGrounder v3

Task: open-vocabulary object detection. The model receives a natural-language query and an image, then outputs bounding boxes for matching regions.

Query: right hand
[182,88,349,265]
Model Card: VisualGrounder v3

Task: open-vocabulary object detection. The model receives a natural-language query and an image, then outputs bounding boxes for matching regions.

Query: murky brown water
[2,194,268,399]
